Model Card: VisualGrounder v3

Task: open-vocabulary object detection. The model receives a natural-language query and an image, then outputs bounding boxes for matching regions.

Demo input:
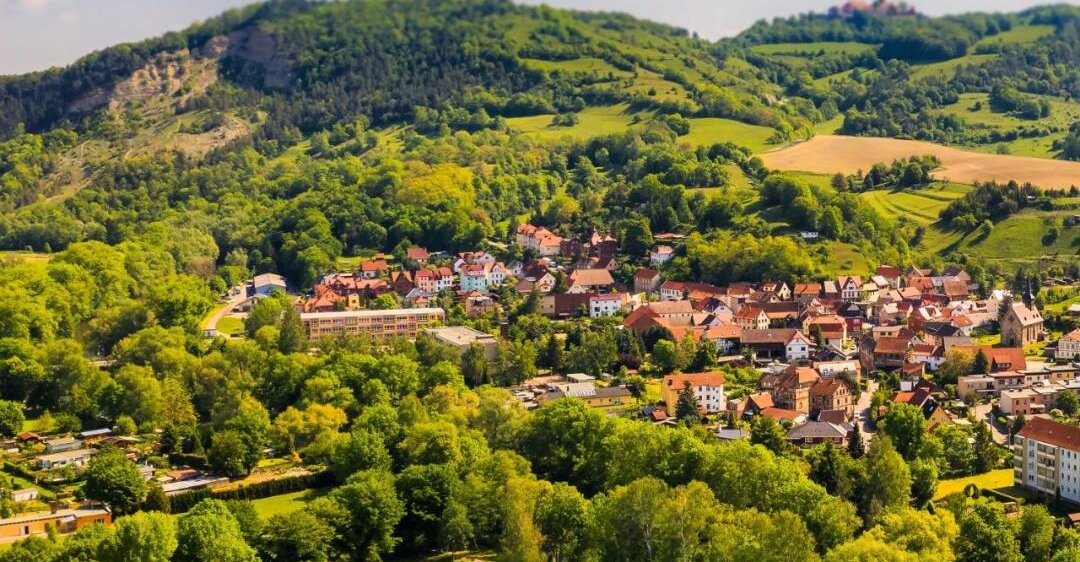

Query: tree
[972,421,999,473]
[544,334,565,373]
[955,501,1022,562]
[972,349,990,375]
[909,457,939,507]
[1059,392,1080,416]
[278,305,307,354]
[0,401,24,438]
[309,470,404,561]
[848,422,865,459]
[439,500,475,556]
[860,436,911,524]
[98,511,177,562]
[1019,504,1055,562]
[329,427,392,481]
[259,511,335,562]
[808,442,859,500]
[209,430,252,478]
[143,483,170,514]
[879,403,928,461]
[84,447,147,516]
[674,381,701,426]
[461,343,490,387]
[175,500,259,562]
[534,481,591,562]
[938,348,975,386]
[750,415,788,455]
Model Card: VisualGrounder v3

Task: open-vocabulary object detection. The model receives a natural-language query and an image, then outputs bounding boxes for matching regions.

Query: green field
[250,489,328,518]
[750,42,877,56]
[975,24,1055,48]
[681,117,777,153]
[826,242,872,275]
[910,54,998,80]
[506,104,641,142]
[0,251,52,263]
[216,316,245,336]
[939,93,1080,158]
[521,57,628,77]
[934,469,1014,500]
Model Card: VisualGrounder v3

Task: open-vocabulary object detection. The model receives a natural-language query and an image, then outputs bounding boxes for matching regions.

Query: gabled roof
[634,268,661,280]
[663,372,726,389]
[569,268,614,287]
[1018,417,1080,452]
[787,421,849,440]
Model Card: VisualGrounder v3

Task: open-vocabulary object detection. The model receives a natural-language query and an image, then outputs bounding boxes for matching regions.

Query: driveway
[855,379,877,444]
[972,402,1009,445]
[202,285,247,336]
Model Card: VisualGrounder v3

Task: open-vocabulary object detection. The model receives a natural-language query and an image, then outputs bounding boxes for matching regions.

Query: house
[464,292,500,318]
[516,224,563,257]
[759,407,808,425]
[787,421,850,446]
[660,372,726,417]
[541,293,593,319]
[1001,299,1045,348]
[633,268,662,294]
[838,276,862,302]
[44,437,81,454]
[1000,388,1042,416]
[405,247,429,264]
[809,378,853,418]
[301,308,446,340]
[649,245,675,266]
[1014,417,1080,503]
[252,273,287,296]
[955,345,1028,373]
[875,265,902,289]
[414,267,455,293]
[957,374,996,400]
[77,429,112,442]
[459,265,489,294]
[814,360,862,384]
[734,306,769,331]
[740,329,812,361]
[452,251,496,273]
[794,283,822,304]
[37,449,94,470]
[860,335,913,371]
[769,366,821,414]
[587,231,619,260]
[0,507,110,542]
[540,382,632,408]
[423,326,499,361]
[659,281,725,302]
[1059,330,1080,362]
[358,258,389,279]
[390,271,414,296]
[10,489,37,503]
[567,269,615,294]
[589,293,629,318]
[623,300,696,333]
[162,477,229,496]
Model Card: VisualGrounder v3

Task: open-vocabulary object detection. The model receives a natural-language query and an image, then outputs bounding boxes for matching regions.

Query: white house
[589,294,628,318]
[661,372,726,417]
[1057,329,1080,361]
[786,331,814,361]
[649,245,675,266]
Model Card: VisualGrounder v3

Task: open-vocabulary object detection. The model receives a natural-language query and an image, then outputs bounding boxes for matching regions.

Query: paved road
[972,402,1009,445]
[202,285,247,336]
[855,379,878,446]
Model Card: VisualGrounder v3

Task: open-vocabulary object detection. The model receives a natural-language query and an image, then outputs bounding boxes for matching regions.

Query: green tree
[258,511,335,562]
[848,422,865,459]
[1019,504,1055,562]
[972,349,990,375]
[860,436,911,524]
[1059,392,1080,416]
[439,500,475,556]
[972,421,999,473]
[98,511,177,562]
[955,501,1022,562]
[142,483,170,514]
[749,415,788,456]
[278,305,307,354]
[461,343,490,387]
[309,470,404,561]
[84,447,148,516]
[209,430,251,478]
[674,381,701,426]
[879,403,928,461]
[909,457,939,507]
[0,401,24,438]
[534,481,591,562]
[175,500,259,562]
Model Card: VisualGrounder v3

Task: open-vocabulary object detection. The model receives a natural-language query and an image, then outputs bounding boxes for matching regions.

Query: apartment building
[660,372,726,417]
[1014,417,1080,503]
[300,308,446,340]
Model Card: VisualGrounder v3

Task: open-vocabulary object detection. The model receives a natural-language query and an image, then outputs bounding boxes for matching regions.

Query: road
[972,402,1009,445]
[202,285,247,336]
[854,379,877,448]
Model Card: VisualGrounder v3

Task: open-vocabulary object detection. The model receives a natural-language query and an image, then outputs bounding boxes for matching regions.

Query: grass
[521,57,628,78]
[825,242,872,276]
[249,489,328,519]
[750,42,877,56]
[934,468,1014,500]
[938,93,1080,158]
[681,117,776,154]
[506,104,642,142]
[0,251,52,263]
[910,54,998,80]
[813,114,845,135]
[216,316,245,336]
[975,25,1055,48]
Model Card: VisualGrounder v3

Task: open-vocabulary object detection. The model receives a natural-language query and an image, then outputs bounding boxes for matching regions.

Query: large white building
[1014,417,1080,503]
[660,373,726,417]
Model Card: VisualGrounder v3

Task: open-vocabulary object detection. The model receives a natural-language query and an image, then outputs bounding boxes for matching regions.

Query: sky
[1,0,1077,75]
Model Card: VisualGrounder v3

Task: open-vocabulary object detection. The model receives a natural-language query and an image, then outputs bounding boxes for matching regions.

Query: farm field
[974,24,1055,47]
[749,42,877,56]
[909,54,998,80]
[760,135,1080,190]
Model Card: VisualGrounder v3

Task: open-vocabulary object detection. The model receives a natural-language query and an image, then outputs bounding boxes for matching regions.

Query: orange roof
[569,268,614,287]
[663,372,726,389]
[760,407,802,422]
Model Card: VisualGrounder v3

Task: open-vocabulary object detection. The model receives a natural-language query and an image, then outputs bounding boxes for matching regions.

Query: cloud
[1,0,65,12]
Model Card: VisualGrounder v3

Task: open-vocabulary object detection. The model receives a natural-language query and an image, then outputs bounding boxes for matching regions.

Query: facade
[37,449,94,470]
[301,308,446,340]
[588,294,627,318]
[809,378,853,418]
[0,507,111,543]
[1001,300,1045,348]
[1014,417,1080,503]
[516,224,563,257]
[1058,329,1080,362]
[661,372,726,416]
[633,269,662,294]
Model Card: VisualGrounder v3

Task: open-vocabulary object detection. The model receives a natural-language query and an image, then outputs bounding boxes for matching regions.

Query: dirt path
[761,135,1080,190]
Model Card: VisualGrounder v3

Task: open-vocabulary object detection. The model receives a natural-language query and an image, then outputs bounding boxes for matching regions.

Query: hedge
[169,470,335,514]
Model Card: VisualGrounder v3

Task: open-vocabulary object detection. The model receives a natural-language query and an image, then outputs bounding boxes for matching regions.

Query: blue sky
[0,0,1075,75]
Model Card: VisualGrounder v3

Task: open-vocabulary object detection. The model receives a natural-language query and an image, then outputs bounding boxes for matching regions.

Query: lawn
[521,57,629,78]
[934,469,1014,500]
[825,242,872,276]
[0,251,52,263]
[249,489,328,519]
[216,316,245,337]
[681,117,776,154]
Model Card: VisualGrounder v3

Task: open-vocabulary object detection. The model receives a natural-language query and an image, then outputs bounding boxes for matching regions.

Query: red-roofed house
[661,372,726,416]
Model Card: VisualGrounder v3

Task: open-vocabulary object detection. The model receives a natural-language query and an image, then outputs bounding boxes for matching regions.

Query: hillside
[0,0,1076,279]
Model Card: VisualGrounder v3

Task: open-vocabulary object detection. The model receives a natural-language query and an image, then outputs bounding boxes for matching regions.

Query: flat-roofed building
[300,308,446,340]
[0,507,110,544]
[423,326,499,361]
